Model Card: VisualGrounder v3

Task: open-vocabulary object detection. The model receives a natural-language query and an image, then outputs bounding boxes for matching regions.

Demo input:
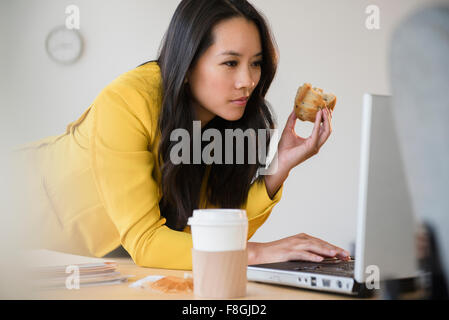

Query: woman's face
[188,17,263,125]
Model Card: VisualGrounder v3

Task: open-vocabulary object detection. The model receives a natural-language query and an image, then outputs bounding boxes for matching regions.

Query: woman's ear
[184,70,191,84]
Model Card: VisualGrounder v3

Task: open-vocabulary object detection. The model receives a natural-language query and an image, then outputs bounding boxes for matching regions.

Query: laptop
[247,94,419,297]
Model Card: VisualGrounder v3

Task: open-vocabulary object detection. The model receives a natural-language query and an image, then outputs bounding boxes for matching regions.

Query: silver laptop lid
[354,94,418,283]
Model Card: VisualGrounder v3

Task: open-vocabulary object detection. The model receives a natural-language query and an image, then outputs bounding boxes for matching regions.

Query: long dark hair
[141,0,279,231]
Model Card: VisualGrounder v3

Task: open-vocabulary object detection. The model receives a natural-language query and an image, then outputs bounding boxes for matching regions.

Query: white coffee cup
[188,209,249,298]
[187,209,248,252]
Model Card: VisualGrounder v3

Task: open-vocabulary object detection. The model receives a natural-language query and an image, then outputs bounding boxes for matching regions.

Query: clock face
[46,26,83,64]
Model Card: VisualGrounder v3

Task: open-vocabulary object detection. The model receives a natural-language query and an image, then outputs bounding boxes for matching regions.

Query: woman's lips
[231,97,248,106]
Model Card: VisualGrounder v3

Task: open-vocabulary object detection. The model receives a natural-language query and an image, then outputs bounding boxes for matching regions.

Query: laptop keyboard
[291,257,355,277]
[249,257,356,278]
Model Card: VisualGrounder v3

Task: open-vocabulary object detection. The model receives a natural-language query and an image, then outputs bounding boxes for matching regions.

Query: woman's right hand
[247,233,351,265]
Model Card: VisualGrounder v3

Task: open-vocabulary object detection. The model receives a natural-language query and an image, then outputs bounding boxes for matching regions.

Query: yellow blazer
[13,61,283,270]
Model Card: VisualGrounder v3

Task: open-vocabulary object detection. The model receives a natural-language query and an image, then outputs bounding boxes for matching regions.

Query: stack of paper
[22,249,133,289]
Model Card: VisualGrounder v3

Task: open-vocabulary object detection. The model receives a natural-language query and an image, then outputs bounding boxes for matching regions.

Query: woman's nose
[235,67,256,90]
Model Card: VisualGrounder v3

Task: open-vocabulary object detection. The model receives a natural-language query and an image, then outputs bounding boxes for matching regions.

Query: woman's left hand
[277,107,333,173]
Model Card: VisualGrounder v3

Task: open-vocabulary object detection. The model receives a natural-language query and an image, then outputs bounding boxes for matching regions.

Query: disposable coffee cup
[188,209,248,298]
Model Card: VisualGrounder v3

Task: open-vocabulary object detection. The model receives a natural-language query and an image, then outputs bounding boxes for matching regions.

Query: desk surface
[31,257,372,300]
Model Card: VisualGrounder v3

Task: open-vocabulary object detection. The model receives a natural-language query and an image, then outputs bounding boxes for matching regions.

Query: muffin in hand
[294,83,337,122]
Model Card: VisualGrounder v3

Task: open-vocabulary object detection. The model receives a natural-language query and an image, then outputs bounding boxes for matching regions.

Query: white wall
[1,0,446,256]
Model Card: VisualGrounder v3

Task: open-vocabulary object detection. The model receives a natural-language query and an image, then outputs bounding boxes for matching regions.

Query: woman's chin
[221,109,246,122]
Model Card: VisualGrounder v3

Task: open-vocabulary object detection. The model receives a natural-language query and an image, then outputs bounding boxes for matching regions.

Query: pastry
[294,83,337,122]
[148,276,194,294]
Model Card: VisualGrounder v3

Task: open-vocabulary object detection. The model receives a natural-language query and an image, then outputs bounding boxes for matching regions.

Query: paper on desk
[20,249,133,289]
[21,249,115,268]
[129,275,165,288]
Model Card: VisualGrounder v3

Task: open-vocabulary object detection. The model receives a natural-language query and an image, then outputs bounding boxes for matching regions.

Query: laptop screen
[354,94,418,283]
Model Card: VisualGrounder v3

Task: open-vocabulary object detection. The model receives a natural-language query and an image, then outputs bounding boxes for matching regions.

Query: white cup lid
[187,209,247,226]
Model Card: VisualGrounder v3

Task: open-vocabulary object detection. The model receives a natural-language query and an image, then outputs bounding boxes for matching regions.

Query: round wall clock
[45,26,83,65]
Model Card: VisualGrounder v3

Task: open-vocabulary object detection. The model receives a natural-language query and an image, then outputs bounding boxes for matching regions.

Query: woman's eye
[223,61,263,67]
[224,61,237,67]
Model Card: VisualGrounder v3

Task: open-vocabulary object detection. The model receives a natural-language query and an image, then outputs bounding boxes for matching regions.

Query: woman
[15,0,350,270]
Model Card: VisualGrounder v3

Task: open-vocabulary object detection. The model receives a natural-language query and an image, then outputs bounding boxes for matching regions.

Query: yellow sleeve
[244,177,284,240]
[90,78,193,270]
